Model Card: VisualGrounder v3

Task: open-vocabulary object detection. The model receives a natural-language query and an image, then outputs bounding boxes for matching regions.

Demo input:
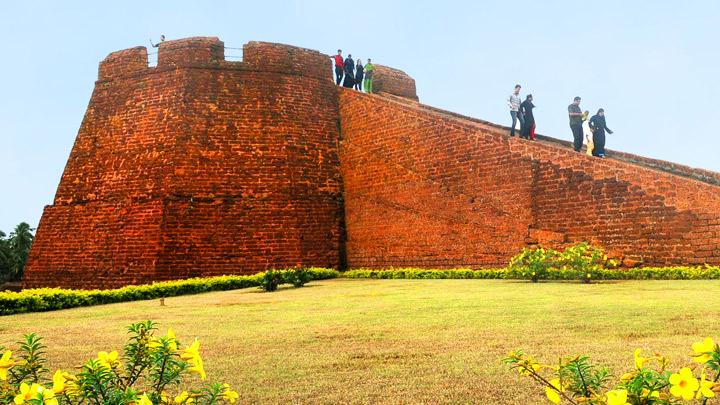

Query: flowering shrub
[0,268,340,316]
[507,246,560,282]
[504,337,720,404]
[507,243,620,283]
[0,321,239,404]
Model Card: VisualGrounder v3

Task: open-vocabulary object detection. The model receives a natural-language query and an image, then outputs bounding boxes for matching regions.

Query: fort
[24,36,720,289]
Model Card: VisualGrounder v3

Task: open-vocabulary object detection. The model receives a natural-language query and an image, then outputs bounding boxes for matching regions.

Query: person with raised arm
[150,34,166,48]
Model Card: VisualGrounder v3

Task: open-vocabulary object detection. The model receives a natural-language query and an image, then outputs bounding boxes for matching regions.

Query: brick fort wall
[24,37,720,288]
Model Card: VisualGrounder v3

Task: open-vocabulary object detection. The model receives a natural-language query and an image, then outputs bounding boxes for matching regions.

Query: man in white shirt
[508,84,523,136]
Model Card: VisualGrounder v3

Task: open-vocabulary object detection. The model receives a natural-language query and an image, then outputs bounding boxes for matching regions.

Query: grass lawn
[2,279,719,404]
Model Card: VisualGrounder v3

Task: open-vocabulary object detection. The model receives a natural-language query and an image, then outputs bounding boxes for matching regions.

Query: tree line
[0,222,34,282]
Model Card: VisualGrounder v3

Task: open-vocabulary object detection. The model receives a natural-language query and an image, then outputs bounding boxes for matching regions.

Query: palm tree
[0,230,12,281]
[8,222,35,280]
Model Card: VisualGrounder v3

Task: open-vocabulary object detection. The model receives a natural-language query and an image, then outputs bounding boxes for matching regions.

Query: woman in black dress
[354,59,364,91]
[588,108,613,157]
[519,94,535,140]
[343,54,355,88]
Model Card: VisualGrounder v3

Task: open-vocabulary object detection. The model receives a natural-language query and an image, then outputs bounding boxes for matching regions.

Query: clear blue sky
[1,0,719,232]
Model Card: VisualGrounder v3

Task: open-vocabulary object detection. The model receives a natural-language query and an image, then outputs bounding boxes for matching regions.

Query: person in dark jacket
[519,94,535,140]
[342,54,355,88]
[354,59,364,91]
[588,108,613,157]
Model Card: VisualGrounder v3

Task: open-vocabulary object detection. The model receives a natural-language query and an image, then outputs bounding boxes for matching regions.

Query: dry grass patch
[1,279,719,404]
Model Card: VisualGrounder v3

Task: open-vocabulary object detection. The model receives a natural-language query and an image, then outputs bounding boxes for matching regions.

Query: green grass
[2,279,719,404]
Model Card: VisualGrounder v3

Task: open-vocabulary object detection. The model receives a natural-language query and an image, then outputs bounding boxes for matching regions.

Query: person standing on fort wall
[343,54,355,88]
[582,110,594,155]
[568,96,584,152]
[354,59,364,91]
[508,85,523,137]
[519,94,536,140]
[588,108,613,158]
[331,50,344,85]
[363,59,375,93]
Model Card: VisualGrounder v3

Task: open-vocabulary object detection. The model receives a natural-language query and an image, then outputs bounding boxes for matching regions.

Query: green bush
[284,266,311,288]
[343,268,506,279]
[260,269,281,292]
[343,266,720,282]
[507,243,617,283]
[506,247,559,282]
[0,268,339,316]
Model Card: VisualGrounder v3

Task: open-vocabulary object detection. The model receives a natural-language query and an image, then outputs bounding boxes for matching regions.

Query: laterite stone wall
[338,89,720,268]
[25,38,345,288]
[24,36,720,289]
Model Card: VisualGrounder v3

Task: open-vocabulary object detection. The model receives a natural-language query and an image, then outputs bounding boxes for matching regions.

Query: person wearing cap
[331,50,345,85]
[588,108,614,157]
[568,96,584,152]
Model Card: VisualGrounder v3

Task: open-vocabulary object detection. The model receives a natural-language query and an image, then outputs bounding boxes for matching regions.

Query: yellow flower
[606,389,630,405]
[633,349,647,369]
[137,394,153,405]
[692,337,716,364]
[545,378,564,404]
[39,389,59,405]
[167,328,178,352]
[174,391,194,403]
[148,329,178,352]
[51,370,66,393]
[697,369,716,399]
[14,383,51,404]
[181,339,206,380]
[222,384,239,403]
[0,350,18,380]
[180,339,200,361]
[669,367,700,400]
[97,350,120,369]
[188,355,206,380]
[640,388,660,399]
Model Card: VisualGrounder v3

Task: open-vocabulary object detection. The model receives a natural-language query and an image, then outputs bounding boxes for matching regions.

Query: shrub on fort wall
[0,321,240,404]
[504,337,720,403]
[0,268,339,316]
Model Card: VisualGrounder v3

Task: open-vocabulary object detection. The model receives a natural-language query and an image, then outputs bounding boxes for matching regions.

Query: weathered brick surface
[372,65,418,101]
[338,89,720,268]
[25,38,344,289]
[25,37,720,289]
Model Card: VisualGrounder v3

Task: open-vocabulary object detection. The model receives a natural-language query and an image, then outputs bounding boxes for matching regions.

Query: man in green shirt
[363,59,375,94]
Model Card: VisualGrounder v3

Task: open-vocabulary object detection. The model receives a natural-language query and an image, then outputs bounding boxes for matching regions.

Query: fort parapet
[24,37,720,288]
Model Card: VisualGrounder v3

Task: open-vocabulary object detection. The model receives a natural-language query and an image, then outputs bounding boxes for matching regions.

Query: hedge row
[0,268,339,316]
[343,266,720,280]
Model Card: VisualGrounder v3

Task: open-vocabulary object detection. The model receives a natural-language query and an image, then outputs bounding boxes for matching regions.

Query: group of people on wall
[331,50,375,93]
[508,85,613,158]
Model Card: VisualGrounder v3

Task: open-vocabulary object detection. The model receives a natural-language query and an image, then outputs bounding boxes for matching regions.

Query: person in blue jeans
[508,84,523,136]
